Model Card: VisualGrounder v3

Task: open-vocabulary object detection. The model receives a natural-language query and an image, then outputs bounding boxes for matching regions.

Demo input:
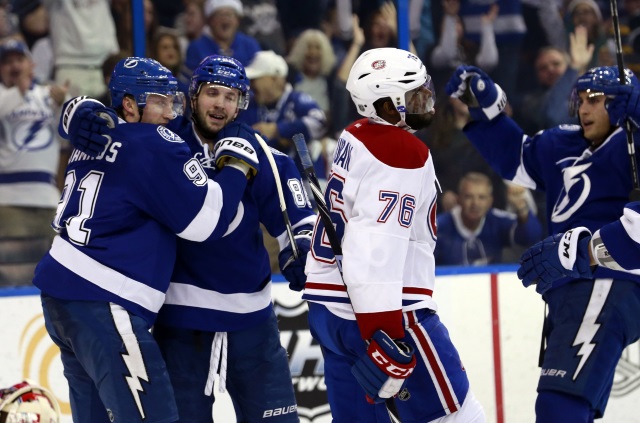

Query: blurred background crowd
[1,0,638,286]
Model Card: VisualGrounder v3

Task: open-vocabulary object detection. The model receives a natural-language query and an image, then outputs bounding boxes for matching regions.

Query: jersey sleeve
[598,202,640,271]
[463,113,552,190]
[130,126,247,242]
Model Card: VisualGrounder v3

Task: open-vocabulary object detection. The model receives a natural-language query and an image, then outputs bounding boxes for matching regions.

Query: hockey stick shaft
[610,0,640,199]
[292,134,402,423]
[254,133,299,259]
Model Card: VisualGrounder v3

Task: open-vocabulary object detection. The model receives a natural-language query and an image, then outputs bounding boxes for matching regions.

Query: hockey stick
[253,133,299,259]
[610,0,640,201]
[292,134,402,423]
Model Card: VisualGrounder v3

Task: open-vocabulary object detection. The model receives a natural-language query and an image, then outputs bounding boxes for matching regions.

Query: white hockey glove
[351,330,416,404]
[214,122,262,178]
[445,65,507,121]
[517,227,594,294]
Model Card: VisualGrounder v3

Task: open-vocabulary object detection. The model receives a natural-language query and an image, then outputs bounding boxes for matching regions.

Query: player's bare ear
[374,98,401,124]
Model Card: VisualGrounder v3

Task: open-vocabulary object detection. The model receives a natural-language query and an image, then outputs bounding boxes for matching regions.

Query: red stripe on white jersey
[405,311,460,414]
[402,287,433,296]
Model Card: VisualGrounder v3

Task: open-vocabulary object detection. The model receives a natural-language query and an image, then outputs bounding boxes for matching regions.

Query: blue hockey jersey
[597,201,640,273]
[464,114,640,283]
[33,123,248,325]
[435,206,542,265]
[155,117,316,332]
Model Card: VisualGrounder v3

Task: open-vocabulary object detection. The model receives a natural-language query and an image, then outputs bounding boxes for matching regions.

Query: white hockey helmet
[346,47,434,129]
[0,380,60,423]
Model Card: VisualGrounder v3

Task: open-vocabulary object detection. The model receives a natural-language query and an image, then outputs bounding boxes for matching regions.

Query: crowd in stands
[1,0,639,286]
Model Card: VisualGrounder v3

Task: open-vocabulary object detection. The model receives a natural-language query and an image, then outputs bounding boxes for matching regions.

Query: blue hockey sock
[535,391,594,423]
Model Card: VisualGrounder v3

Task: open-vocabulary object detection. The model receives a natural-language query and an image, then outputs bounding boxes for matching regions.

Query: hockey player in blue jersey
[446,64,640,422]
[62,55,314,422]
[33,57,262,423]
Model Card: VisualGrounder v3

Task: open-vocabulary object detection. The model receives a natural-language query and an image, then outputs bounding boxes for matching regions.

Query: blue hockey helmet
[109,57,185,115]
[189,55,250,110]
[569,66,640,116]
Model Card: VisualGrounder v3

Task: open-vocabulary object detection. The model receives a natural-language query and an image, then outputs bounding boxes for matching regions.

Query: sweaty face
[192,83,240,139]
[458,180,493,224]
[577,90,611,146]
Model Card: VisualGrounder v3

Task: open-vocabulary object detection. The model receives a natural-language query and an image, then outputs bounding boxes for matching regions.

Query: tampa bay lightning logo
[551,162,592,223]
[156,126,183,143]
[124,58,139,68]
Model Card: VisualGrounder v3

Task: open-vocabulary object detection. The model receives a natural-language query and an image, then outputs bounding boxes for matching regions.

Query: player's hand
[351,330,416,404]
[601,83,640,130]
[278,229,312,291]
[59,97,118,157]
[517,227,593,294]
[214,121,262,178]
[445,65,507,121]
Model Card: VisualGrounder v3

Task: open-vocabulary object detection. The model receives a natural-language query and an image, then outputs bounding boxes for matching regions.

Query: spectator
[286,28,336,115]
[112,0,159,57]
[421,94,506,212]
[515,25,593,134]
[362,1,417,54]
[565,0,606,69]
[430,0,498,93]
[238,50,329,180]
[176,0,207,57]
[329,13,364,137]
[44,0,119,98]
[435,172,542,265]
[184,0,261,74]
[149,27,190,95]
[460,0,527,103]
[0,39,68,286]
[240,0,286,55]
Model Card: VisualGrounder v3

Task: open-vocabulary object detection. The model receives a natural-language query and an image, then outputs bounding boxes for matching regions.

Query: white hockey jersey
[303,118,439,340]
[0,84,60,208]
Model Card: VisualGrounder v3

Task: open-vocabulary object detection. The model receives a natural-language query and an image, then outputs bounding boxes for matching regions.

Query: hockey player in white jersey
[303,47,485,422]
[445,64,640,422]
[33,57,261,423]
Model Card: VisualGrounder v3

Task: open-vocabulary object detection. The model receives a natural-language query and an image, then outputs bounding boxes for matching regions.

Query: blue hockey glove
[214,121,262,178]
[517,227,594,294]
[351,330,416,404]
[59,97,118,157]
[445,65,507,121]
[601,84,640,130]
[278,230,312,291]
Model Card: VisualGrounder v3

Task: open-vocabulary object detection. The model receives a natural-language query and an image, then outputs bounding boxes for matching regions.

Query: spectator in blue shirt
[435,172,542,265]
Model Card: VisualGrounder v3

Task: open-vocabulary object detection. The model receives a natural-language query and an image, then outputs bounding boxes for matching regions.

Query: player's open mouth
[209,113,225,122]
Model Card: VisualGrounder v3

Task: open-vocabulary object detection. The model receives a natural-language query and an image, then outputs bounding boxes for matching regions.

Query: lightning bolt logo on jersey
[0,84,61,208]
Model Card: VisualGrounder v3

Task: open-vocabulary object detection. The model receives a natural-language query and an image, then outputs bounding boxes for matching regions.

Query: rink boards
[0,266,638,422]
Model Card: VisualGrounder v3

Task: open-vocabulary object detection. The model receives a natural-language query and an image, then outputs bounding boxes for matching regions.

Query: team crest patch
[156,126,184,143]
[372,60,386,70]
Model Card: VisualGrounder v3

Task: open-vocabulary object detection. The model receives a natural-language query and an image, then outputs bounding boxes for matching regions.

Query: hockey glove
[601,84,640,130]
[517,227,594,295]
[214,121,261,178]
[351,330,416,404]
[278,230,312,291]
[59,97,117,157]
[445,65,507,121]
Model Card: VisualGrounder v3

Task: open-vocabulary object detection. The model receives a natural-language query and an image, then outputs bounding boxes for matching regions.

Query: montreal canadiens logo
[371,60,386,70]
[156,126,184,143]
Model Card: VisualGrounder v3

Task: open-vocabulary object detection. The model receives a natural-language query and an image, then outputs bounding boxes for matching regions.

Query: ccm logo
[218,138,255,155]
[371,349,414,378]
[562,230,574,259]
